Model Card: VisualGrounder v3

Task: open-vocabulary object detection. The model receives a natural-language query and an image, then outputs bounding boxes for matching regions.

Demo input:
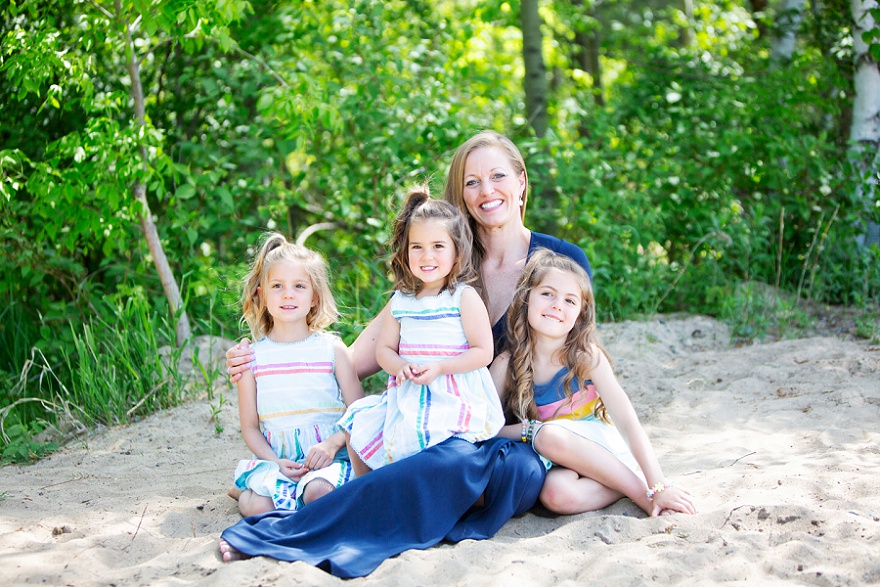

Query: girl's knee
[301,479,335,505]
[532,424,567,458]
[539,474,580,514]
[238,490,273,517]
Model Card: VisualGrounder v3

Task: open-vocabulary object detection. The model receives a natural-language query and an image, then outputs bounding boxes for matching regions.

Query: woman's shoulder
[529,231,591,277]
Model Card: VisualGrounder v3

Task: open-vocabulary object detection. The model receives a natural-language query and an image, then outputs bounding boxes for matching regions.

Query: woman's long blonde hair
[443,130,529,292]
[240,233,338,339]
[503,248,610,424]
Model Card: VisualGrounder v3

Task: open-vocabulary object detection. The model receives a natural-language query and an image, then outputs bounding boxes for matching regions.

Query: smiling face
[406,219,457,295]
[461,146,526,231]
[261,260,316,328]
[526,268,584,341]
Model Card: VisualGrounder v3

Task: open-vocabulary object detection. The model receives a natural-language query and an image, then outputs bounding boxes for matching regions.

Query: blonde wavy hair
[240,233,338,339]
[503,248,611,424]
[389,187,478,295]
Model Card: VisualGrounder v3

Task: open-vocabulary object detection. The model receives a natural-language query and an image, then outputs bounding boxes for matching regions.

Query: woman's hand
[226,338,255,383]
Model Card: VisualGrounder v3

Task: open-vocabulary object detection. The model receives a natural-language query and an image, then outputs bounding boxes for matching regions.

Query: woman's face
[461,146,526,231]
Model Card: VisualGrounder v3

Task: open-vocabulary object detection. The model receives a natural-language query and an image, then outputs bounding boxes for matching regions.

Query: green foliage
[720,282,812,344]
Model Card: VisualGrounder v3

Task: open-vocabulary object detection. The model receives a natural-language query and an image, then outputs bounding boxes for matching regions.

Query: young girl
[339,189,504,475]
[230,233,364,517]
[490,248,696,516]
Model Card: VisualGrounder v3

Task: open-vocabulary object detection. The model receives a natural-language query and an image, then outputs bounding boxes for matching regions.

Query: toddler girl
[340,189,503,474]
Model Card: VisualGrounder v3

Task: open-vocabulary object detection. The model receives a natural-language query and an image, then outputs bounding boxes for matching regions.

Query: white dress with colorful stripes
[339,285,503,470]
[534,367,644,481]
[233,332,352,510]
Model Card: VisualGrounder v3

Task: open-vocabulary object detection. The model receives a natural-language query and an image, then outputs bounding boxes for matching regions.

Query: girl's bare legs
[534,424,652,514]
[345,432,373,478]
[540,467,622,514]
[237,489,274,517]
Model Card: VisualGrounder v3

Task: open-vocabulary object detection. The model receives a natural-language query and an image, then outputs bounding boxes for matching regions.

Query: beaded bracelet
[521,419,538,443]
[646,480,675,500]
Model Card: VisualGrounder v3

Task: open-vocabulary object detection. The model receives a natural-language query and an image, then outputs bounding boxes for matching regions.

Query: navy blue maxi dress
[220,437,545,578]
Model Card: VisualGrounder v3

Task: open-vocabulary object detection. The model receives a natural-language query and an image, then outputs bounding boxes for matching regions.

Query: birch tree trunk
[520,0,548,137]
[770,0,806,65]
[119,1,192,345]
[850,0,880,247]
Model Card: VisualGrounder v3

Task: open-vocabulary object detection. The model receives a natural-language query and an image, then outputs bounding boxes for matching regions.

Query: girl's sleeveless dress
[233,332,353,510]
[339,284,503,469]
[533,367,644,481]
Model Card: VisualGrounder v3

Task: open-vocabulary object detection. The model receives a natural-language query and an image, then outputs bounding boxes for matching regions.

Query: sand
[1,315,878,586]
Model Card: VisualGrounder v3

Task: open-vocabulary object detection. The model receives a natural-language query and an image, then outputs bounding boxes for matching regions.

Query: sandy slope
[1,316,878,586]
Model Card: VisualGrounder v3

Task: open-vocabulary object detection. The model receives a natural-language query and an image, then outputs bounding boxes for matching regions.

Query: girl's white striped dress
[233,332,352,510]
[340,284,503,470]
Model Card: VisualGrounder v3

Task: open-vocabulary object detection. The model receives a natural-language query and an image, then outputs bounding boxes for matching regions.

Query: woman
[219,131,591,577]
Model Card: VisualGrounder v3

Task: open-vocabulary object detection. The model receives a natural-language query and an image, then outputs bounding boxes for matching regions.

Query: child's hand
[650,485,697,516]
[410,362,443,386]
[276,459,309,481]
[395,363,420,383]
[304,442,336,471]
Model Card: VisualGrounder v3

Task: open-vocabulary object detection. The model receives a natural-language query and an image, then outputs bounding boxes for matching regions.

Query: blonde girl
[339,189,504,475]
[230,233,364,516]
[490,248,696,516]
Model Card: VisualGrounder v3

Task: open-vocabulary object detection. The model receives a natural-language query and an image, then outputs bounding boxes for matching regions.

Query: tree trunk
[850,0,880,247]
[680,0,694,47]
[571,0,603,110]
[120,2,192,345]
[770,0,806,65]
[748,0,770,39]
[520,0,548,137]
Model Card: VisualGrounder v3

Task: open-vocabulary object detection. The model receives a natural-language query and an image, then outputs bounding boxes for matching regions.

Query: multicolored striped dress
[233,331,353,510]
[339,285,503,470]
[533,367,644,480]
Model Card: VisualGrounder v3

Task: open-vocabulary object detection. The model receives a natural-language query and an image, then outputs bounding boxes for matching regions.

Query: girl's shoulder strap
[451,282,473,305]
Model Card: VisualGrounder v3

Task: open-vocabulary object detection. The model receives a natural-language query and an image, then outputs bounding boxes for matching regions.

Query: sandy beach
[1,315,878,586]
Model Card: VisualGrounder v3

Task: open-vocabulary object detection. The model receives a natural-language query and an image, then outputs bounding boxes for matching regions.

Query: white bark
[770,0,806,65]
[850,0,880,146]
[119,1,192,344]
[849,0,880,247]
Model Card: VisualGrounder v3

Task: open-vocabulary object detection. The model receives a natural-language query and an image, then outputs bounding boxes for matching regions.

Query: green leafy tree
[1,0,252,345]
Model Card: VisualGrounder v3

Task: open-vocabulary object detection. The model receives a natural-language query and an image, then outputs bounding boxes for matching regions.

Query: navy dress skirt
[220,437,545,578]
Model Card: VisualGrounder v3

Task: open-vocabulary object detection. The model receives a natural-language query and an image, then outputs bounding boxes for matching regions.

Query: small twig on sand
[130,505,148,544]
[729,451,756,466]
[720,504,753,528]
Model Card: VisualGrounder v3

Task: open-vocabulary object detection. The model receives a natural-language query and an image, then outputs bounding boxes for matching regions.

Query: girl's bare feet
[227,486,243,501]
[219,538,251,562]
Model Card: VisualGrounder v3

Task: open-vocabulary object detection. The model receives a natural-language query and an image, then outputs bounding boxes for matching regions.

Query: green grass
[0,296,216,464]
